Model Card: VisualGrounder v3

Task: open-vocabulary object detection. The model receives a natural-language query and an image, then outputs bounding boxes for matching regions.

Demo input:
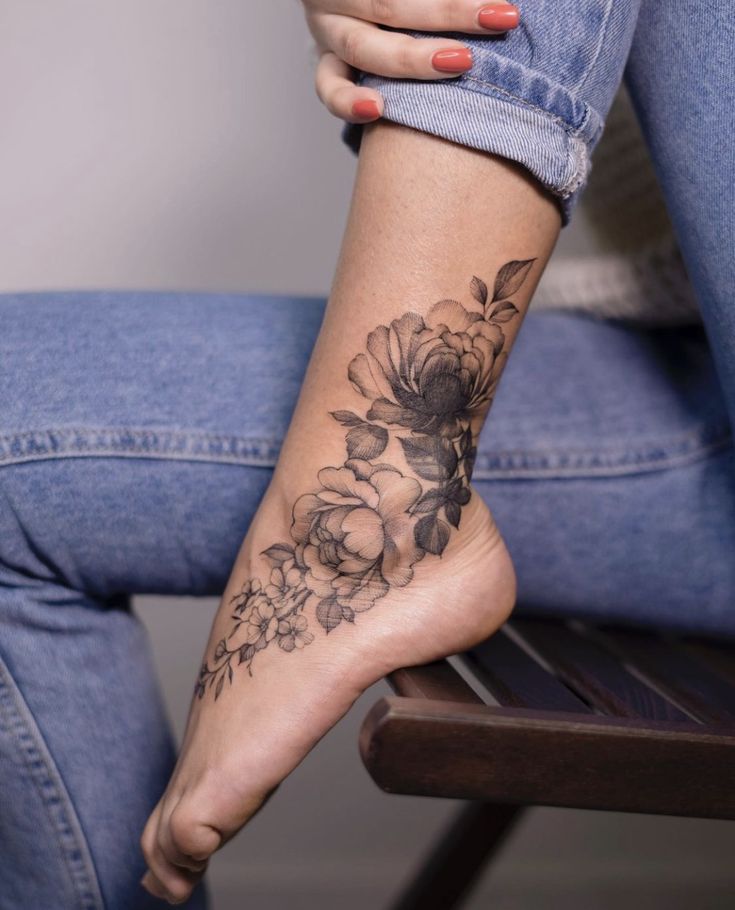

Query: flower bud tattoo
[196,261,534,699]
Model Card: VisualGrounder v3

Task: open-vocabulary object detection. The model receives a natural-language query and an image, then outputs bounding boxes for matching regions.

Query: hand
[302,0,520,123]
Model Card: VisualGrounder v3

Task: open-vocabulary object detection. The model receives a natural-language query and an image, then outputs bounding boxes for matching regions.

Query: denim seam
[472,429,733,480]
[0,654,105,910]
[0,426,281,468]
[461,74,590,139]
[573,0,614,94]
[0,424,730,479]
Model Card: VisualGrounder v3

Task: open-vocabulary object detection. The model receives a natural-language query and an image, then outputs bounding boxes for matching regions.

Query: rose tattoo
[196,261,533,699]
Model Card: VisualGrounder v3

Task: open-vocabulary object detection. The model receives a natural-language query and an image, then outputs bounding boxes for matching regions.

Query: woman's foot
[139,261,543,903]
[140,488,515,904]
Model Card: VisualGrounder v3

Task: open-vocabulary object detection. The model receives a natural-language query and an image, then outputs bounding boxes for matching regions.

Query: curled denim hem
[342,75,603,224]
[0,424,731,480]
[0,653,105,910]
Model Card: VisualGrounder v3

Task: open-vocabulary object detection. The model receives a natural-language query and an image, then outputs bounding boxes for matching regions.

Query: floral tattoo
[196,260,534,699]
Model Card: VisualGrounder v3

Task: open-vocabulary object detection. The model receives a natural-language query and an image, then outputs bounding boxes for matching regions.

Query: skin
[140,120,561,905]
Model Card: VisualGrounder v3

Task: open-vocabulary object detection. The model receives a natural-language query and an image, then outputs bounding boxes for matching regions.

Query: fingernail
[478,4,520,30]
[431,47,473,73]
[351,99,380,120]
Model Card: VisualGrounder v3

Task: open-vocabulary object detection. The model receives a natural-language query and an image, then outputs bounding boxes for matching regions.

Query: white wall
[0,1,352,295]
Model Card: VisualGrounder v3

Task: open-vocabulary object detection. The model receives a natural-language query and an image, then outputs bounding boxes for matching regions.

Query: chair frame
[360,618,735,909]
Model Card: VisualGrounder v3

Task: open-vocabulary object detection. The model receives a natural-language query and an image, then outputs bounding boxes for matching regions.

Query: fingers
[141,799,220,906]
[314,13,478,82]
[306,2,521,123]
[315,50,384,123]
[305,0,520,36]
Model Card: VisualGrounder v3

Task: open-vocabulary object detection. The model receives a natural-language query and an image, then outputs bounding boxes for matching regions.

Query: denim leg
[0,293,733,906]
[475,310,735,635]
[0,576,207,910]
[625,1,735,426]
[0,293,325,908]
[342,1,642,221]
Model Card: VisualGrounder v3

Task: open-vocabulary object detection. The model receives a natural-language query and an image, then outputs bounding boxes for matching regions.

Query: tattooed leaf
[446,477,472,505]
[492,259,535,302]
[227,663,233,684]
[455,484,472,506]
[470,275,488,307]
[410,488,447,514]
[341,605,355,623]
[346,423,389,460]
[444,499,461,529]
[214,638,227,661]
[437,439,459,473]
[459,428,473,458]
[316,598,343,633]
[330,410,363,428]
[464,447,477,480]
[215,675,225,700]
[415,514,451,556]
[400,436,458,482]
[488,301,519,323]
[261,543,294,564]
[238,644,255,664]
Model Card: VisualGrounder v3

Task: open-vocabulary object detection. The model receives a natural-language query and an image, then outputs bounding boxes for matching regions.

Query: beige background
[1,3,733,908]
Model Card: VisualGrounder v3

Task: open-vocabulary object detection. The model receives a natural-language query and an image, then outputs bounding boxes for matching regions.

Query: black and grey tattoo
[196,260,534,699]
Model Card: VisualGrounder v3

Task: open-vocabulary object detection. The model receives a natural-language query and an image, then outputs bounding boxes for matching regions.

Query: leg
[0,577,194,910]
[0,292,324,908]
[2,294,730,907]
[142,2,734,900]
[390,802,524,910]
[474,313,735,635]
[142,125,560,902]
[626,2,735,424]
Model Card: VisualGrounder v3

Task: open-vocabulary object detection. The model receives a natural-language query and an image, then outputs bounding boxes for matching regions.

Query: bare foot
[140,262,539,904]
[140,488,514,904]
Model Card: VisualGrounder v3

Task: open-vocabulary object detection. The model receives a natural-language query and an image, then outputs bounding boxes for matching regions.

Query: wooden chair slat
[679,638,735,689]
[510,618,691,721]
[588,627,735,725]
[360,697,735,819]
[466,629,591,713]
[388,661,483,705]
[363,624,735,908]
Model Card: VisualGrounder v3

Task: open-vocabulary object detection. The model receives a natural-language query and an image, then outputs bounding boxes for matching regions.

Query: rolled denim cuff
[341,61,605,225]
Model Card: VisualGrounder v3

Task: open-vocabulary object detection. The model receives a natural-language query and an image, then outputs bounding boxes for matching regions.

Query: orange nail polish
[431,47,473,73]
[478,4,520,30]
[352,99,380,120]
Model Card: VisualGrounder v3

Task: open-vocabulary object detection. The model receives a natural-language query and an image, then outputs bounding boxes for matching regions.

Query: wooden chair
[360,616,735,910]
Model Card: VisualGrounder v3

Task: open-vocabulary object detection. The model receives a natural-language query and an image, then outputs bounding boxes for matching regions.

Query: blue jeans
[2,5,734,910]
[1,295,733,909]
[343,0,735,424]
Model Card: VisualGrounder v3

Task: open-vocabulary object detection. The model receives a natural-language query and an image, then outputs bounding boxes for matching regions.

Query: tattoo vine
[196,259,534,699]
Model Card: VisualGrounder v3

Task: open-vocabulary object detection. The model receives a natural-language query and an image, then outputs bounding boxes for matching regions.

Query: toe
[141,800,207,904]
[167,800,222,864]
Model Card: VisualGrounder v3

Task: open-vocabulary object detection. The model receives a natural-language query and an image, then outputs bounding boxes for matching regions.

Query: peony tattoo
[196,261,534,699]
